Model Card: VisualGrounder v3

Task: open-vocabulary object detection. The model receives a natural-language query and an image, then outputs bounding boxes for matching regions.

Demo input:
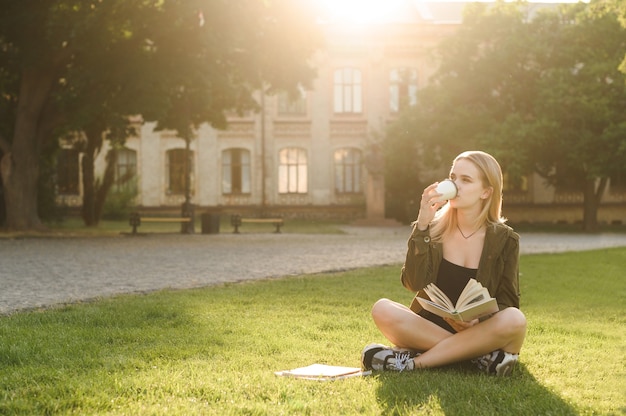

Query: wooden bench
[230,214,283,234]
[129,212,192,235]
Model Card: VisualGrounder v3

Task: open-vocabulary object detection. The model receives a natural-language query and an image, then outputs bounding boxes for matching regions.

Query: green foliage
[526,5,626,186]
[0,0,323,230]
[101,180,138,221]
[385,1,626,229]
[384,113,427,222]
[0,248,624,415]
[37,142,65,223]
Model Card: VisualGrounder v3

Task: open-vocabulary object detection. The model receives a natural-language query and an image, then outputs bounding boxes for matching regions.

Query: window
[166,149,194,195]
[222,148,251,194]
[334,148,363,193]
[389,68,418,113]
[277,87,307,115]
[278,148,307,194]
[333,68,362,113]
[57,148,80,195]
[114,148,137,192]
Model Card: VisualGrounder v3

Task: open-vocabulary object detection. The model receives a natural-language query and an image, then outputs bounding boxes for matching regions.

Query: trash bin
[201,213,220,234]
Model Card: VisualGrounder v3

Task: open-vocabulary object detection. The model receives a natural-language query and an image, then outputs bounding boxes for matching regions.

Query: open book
[275,364,371,381]
[417,278,498,322]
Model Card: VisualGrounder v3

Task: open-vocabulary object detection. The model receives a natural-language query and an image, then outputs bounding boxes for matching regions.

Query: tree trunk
[1,68,57,231]
[81,125,116,227]
[582,177,607,233]
[93,148,118,222]
[80,127,102,226]
[0,151,42,231]
[81,147,96,226]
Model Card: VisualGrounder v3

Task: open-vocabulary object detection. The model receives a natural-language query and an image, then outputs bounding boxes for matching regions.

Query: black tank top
[436,258,476,305]
[418,258,477,332]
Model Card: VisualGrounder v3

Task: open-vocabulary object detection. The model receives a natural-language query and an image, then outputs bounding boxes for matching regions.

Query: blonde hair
[430,150,506,242]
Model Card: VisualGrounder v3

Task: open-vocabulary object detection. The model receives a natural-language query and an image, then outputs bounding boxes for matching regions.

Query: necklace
[457,223,481,239]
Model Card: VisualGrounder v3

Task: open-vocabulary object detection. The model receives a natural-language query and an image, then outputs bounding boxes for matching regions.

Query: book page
[417,297,457,317]
[456,279,493,310]
[275,364,370,380]
[456,298,498,321]
[461,293,486,307]
[456,279,481,307]
[417,279,499,321]
[423,283,455,311]
[418,295,498,321]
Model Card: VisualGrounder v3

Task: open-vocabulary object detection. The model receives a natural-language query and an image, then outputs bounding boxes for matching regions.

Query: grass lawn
[0,247,624,415]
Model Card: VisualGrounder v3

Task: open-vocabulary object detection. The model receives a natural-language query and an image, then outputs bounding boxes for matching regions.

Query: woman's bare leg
[414,307,527,369]
[371,298,454,351]
[371,299,527,368]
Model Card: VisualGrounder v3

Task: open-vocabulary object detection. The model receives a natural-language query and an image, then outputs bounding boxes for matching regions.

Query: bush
[102,182,138,220]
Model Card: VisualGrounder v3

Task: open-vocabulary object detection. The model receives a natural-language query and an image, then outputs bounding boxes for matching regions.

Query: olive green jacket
[401,222,520,314]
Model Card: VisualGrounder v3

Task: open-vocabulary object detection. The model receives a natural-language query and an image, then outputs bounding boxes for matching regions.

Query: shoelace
[392,351,413,372]
[471,352,493,372]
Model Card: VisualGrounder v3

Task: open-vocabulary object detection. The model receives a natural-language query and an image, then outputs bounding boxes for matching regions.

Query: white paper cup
[435,179,457,202]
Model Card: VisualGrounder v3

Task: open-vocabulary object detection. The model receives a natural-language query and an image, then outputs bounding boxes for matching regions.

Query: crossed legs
[371,298,527,369]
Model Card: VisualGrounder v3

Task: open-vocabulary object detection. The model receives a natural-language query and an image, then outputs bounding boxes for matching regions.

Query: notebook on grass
[275,364,371,381]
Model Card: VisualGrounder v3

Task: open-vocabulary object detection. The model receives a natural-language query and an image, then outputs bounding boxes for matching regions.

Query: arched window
[334,67,362,114]
[278,148,308,194]
[166,149,194,195]
[222,148,251,194]
[334,148,363,193]
[114,148,137,192]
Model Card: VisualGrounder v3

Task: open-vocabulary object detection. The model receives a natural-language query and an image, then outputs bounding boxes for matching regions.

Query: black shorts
[418,310,456,334]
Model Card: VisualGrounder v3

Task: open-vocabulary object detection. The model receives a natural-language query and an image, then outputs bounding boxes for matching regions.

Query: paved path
[1,226,625,315]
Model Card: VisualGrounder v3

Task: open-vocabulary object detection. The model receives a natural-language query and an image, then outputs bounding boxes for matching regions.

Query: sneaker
[472,350,518,376]
[361,343,419,372]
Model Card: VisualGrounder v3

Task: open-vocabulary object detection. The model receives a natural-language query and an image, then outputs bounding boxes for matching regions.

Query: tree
[0,0,322,231]
[385,0,626,230]
[384,1,534,222]
[0,0,71,231]
[521,4,626,230]
[590,0,626,73]
[53,1,158,227]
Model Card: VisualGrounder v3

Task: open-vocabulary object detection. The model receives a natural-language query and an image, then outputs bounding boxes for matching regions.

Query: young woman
[362,151,526,376]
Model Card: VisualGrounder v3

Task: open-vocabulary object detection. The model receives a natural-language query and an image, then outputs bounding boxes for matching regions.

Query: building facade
[57,2,626,225]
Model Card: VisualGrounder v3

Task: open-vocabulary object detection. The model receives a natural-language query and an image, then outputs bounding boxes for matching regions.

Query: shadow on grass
[374,362,577,415]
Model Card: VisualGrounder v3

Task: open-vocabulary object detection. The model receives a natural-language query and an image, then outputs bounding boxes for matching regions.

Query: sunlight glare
[316,0,408,24]
[315,0,589,24]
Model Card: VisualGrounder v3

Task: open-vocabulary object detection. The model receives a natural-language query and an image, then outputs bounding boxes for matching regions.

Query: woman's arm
[480,228,520,310]
[495,234,521,310]
[400,225,435,292]
[402,183,446,292]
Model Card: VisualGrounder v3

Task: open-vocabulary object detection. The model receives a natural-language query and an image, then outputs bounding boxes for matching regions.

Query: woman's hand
[416,182,447,230]
[444,318,479,332]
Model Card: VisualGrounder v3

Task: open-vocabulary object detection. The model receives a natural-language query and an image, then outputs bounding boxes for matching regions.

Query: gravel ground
[1,225,625,315]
